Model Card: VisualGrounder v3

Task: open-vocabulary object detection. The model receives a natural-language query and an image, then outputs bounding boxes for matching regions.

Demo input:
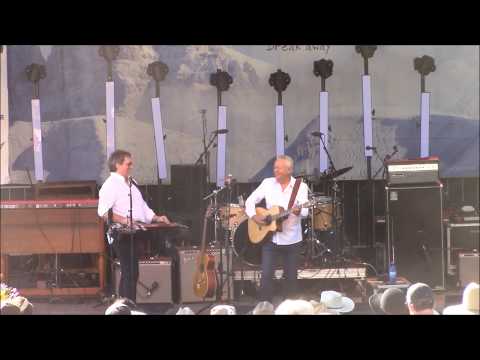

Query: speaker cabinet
[458,253,479,287]
[173,246,233,303]
[386,184,445,289]
[446,223,480,275]
[114,258,173,303]
[170,165,207,212]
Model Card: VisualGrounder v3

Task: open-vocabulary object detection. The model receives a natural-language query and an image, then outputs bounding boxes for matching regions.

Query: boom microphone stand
[372,146,399,180]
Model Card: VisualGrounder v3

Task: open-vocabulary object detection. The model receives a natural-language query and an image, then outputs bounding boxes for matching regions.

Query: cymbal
[325,166,353,179]
[299,166,353,181]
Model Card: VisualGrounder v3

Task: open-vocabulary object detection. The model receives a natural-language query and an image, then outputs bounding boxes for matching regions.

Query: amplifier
[386,157,439,185]
[173,246,233,303]
[446,223,480,275]
[458,253,479,287]
[114,258,173,303]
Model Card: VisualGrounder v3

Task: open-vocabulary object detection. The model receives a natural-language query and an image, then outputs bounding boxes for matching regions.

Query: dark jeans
[259,240,301,302]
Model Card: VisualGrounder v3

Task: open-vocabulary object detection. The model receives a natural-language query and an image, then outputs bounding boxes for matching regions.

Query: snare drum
[219,204,245,230]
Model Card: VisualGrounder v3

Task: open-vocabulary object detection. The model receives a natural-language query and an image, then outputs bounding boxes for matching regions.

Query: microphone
[147,281,159,297]
[366,146,376,150]
[213,129,228,135]
[310,131,324,138]
[128,176,139,187]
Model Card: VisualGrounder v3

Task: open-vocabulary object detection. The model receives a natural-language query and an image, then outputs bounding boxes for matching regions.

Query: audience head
[210,304,236,315]
[251,301,275,315]
[406,283,436,315]
[105,297,146,315]
[320,291,355,313]
[176,306,195,315]
[369,288,408,315]
[443,282,479,315]
[275,299,314,315]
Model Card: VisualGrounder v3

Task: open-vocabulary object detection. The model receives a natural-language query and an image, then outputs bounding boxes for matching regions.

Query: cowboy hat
[443,283,479,315]
[320,291,355,313]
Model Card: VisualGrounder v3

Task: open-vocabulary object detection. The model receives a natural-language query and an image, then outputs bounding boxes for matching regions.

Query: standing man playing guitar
[245,155,309,302]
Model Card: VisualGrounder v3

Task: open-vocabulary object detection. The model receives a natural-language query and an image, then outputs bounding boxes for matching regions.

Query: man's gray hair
[276,155,294,172]
[108,149,131,172]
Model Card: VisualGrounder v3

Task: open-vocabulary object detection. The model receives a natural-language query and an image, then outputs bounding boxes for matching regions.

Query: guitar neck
[272,202,309,221]
[199,210,210,255]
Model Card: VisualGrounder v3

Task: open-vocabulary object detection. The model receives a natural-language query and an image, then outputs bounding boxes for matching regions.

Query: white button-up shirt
[245,176,309,246]
[98,172,156,228]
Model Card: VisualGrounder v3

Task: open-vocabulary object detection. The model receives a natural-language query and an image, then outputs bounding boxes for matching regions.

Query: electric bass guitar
[248,200,315,244]
[193,205,217,298]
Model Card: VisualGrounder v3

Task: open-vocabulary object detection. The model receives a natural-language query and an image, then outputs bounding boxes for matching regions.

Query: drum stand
[304,199,329,267]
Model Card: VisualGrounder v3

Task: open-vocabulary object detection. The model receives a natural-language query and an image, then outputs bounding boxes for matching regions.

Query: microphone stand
[318,133,342,261]
[373,147,398,180]
[128,177,136,303]
[220,181,234,302]
[195,131,220,185]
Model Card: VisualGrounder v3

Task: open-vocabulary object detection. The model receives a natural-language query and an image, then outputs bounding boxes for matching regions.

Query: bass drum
[232,217,263,267]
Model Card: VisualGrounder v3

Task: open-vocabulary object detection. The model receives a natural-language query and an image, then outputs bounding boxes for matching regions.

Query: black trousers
[112,233,141,302]
[111,227,192,302]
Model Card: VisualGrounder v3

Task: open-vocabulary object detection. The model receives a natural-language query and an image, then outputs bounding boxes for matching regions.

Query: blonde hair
[275,155,294,173]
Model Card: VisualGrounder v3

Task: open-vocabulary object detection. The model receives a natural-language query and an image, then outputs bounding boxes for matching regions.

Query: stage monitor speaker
[114,258,173,303]
[170,165,207,212]
[458,253,479,287]
[386,184,445,289]
[173,246,233,303]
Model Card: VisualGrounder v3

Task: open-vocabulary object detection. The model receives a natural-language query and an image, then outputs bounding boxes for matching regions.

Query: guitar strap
[287,177,302,210]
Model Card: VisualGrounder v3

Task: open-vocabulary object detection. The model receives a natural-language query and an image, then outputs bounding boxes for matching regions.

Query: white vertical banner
[362,75,373,157]
[106,81,115,159]
[319,91,329,172]
[216,105,227,187]
[151,97,168,180]
[31,99,44,182]
[275,105,285,156]
[420,92,430,157]
[0,46,10,184]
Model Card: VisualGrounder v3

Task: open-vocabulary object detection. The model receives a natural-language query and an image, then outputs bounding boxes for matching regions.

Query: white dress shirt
[98,173,155,240]
[245,176,309,246]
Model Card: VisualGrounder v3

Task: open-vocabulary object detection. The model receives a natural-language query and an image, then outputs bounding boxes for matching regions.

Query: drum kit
[210,165,353,269]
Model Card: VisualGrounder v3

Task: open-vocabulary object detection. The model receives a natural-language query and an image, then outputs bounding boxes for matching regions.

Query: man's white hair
[275,155,294,173]
[274,299,314,315]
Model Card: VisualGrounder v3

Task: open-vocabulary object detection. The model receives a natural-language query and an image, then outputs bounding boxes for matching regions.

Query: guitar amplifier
[458,253,479,287]
[446,223,480,275]
[173,246,233,303]
[386,157,439,185]
[114,258,173,303]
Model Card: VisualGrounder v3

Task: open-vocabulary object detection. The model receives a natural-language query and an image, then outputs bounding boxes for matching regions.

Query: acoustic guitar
[248,200,315,244]
[193,205,217,298]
